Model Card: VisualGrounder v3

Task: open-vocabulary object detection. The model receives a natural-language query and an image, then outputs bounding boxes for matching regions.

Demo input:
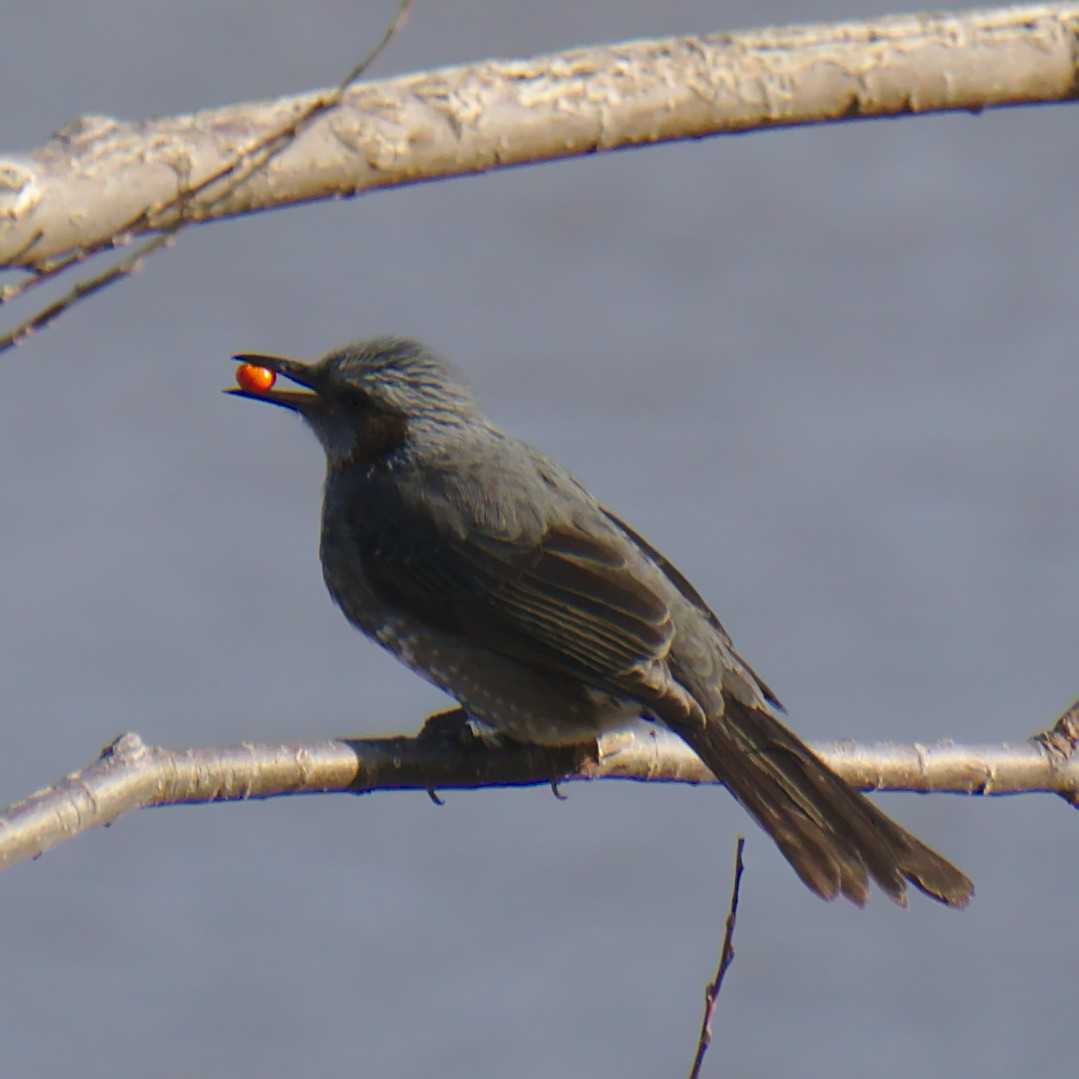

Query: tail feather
[665,697,973,908]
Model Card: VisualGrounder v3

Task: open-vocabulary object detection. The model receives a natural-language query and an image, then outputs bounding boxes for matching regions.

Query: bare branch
[689,837,746,1079]
[0,233,175,348]
[2,699,1076,873]
[0,0,414,351]
[2,3,1077,274]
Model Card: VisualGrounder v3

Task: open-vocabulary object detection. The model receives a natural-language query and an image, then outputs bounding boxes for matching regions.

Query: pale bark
[2,702,1075,873]
[2,3,1078,266]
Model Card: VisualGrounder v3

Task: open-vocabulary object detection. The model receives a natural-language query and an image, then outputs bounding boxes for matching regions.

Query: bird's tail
[664,696,972,908]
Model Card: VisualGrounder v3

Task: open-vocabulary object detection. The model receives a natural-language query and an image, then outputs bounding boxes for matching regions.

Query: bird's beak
[225,353,322,413]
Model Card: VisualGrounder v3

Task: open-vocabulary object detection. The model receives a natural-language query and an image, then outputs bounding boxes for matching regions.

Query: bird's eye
[342,387,372,409]
[236,363,276,393]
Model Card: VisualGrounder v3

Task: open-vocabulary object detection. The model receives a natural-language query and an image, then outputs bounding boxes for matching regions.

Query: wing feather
[360,497,674,691]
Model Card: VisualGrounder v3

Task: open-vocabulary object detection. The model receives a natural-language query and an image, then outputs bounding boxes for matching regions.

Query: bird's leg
[417,707,475,804]
[417,706,477,746]
[417,706,512,748]
[417,707,574,801]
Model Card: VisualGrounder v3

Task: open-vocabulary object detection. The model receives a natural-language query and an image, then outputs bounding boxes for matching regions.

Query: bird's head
[226,337,479,468]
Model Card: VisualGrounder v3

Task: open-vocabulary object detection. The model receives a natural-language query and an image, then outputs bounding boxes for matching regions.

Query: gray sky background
[2,2,1075,1076]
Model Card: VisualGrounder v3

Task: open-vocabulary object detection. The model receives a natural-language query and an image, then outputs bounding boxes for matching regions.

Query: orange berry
[236,363,276,393]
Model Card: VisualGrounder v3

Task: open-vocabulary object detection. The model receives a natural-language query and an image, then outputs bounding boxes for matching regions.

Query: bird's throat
[341,410,409,470]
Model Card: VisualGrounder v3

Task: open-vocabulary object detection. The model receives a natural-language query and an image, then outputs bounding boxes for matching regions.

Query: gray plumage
[229,337,973,908]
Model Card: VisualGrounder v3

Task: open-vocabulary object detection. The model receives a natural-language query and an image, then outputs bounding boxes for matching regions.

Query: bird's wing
[598,505,785,712]
[359,483,675,695]
[598,505,735,647]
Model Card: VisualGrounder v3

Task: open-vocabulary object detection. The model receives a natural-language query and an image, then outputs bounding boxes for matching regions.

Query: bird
[227,336,973,909]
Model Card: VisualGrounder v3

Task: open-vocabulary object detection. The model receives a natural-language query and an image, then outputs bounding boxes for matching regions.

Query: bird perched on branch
[228,337,972,908]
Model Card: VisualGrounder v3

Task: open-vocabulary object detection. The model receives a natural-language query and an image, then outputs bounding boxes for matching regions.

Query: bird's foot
[417,706,507,750]
[418,706,474,746]
[417,707,574,801]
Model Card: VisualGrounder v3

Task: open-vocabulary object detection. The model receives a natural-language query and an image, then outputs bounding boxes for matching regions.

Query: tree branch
[2,699,1075,873]
[2,3,1078,269]
[0,0,413,352]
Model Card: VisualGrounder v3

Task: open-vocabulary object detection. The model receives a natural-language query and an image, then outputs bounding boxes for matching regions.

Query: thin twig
[1,234,174,347]
[0,0,413,352]
[688,837,746,1079]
